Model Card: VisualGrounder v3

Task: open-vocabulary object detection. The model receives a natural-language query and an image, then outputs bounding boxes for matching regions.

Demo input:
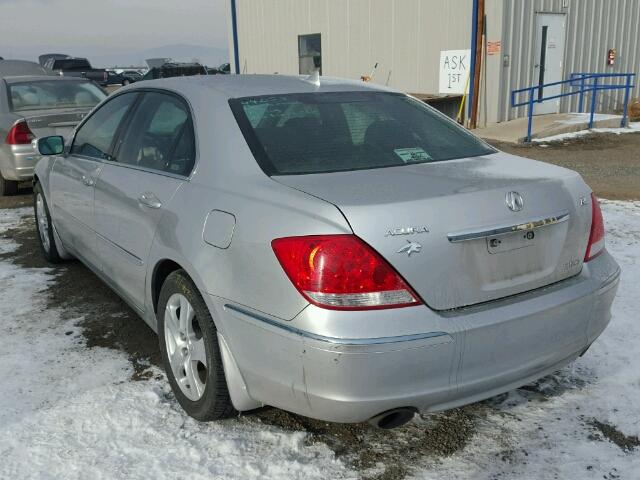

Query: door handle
[137,192,162,209]
[81,175,95,187]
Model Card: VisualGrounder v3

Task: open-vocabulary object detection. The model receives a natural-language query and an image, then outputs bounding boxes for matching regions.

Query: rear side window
[230,92,495,175]
[115,91,195,176]
[71,93,138,160]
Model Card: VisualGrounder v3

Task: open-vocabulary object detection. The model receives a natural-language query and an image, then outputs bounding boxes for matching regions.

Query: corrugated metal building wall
[501,0,640,121]
[228,0,472,97]
[228,0,640,124]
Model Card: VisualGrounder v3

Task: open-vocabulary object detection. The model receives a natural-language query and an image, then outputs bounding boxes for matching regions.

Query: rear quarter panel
[145,92,352,331]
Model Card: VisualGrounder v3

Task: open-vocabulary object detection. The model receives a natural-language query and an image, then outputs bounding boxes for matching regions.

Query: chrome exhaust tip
[368,408,416,430]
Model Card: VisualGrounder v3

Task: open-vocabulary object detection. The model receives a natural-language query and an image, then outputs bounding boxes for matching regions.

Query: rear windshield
[8,80,106,112]
[230,91,495,175]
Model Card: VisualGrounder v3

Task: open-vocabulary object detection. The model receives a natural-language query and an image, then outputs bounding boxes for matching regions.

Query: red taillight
[271,235,421,310]
[584,193,605,262]
[5,121,35,145]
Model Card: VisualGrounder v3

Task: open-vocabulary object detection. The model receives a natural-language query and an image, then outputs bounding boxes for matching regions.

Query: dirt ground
[489,132,640,200]
[1,132,637,479]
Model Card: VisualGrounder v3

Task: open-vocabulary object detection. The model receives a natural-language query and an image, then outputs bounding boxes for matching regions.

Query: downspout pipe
[468,0,479,123]
[230,0,240,74]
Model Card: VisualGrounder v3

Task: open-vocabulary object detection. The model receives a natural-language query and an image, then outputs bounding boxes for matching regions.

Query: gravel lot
[1,132,639,479]
[489,132,640,200]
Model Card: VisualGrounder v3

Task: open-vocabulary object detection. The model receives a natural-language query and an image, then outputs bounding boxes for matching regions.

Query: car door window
[70,93,138,160]
[116,92,195,176]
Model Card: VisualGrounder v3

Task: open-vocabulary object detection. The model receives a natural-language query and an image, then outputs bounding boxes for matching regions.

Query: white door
[533,13,566,115]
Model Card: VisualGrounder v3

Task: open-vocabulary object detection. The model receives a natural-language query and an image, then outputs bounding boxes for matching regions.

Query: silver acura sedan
[33,75,620,429]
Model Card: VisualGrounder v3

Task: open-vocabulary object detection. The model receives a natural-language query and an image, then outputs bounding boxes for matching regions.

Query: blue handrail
[511,72,636,142]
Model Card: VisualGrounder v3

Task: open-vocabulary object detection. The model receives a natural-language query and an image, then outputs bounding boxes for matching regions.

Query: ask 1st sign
[439,49,471,94]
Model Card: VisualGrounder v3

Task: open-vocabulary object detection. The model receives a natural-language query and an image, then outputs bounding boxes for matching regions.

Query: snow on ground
[0,202,639,479]
[0,207,30,254]
[0,208,351,480]
[533,122,640,143]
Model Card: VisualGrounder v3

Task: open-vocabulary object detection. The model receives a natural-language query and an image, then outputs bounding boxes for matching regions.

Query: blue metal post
[230,0,240,74]
[526,89,534,142]
[621,74,632,127]
[589,77,598,129]
[578,75,585,113]
[467,0,479,121]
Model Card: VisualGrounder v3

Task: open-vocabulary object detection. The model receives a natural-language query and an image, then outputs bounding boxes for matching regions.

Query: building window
[298,34,322,75]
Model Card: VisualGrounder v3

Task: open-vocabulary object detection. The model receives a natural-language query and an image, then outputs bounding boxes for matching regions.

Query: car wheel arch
[151,258,212,313]
[151,259,184,314]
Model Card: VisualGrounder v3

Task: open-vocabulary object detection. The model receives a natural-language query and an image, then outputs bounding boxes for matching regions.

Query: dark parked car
[206,63,231,75]
[38,53,69,67]
[106,70,140,86]
[44,57,109,86]
[120,70,144,82]
[142,62,207,80]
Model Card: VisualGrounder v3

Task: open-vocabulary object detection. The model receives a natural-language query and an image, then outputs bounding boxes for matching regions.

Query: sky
[0,0,229,66]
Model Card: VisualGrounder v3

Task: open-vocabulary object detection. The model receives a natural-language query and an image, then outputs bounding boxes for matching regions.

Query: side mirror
[37,136,64,155]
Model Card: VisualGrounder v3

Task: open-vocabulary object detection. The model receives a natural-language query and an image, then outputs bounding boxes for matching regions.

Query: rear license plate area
[487,230,536,254]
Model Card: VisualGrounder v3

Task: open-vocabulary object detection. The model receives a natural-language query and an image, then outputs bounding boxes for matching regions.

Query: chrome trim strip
[447,212,570,243]
[224,304,450,346]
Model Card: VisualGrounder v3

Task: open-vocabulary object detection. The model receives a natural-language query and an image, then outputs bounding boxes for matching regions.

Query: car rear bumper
[0,144,39,181]
[213,251,620,423]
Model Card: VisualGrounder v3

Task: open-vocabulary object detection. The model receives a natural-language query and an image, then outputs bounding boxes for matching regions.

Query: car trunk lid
[20,108,91,139]
[274,152,592,310]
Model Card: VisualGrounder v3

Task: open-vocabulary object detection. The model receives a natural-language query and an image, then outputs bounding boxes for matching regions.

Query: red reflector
[271,235,421,310]
[584,193,605,262]
[6,121,35,145]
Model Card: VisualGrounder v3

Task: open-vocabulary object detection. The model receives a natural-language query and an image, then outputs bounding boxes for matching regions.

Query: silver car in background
[0,71,106,195]
[32,76,620,429]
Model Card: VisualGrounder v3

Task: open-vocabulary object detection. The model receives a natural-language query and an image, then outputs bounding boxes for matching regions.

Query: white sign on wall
[439,49,471,94]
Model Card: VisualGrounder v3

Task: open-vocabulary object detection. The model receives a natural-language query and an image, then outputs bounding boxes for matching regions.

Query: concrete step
[474,113,623,143]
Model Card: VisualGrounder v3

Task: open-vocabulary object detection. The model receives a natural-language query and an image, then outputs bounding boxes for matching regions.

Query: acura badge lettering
[385,226,429,237]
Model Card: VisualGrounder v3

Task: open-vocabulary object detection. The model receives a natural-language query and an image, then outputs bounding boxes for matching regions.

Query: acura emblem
[505,191,524,212]
[397,240,422,257]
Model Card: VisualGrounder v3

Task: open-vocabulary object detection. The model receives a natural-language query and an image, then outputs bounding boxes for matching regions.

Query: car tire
[157,270,236,421]
[33,182,63,263]
[0,172,18,196]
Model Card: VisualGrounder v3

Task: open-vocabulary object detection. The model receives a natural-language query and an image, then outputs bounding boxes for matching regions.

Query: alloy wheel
[36,193,50,253]
[164,293,208,401]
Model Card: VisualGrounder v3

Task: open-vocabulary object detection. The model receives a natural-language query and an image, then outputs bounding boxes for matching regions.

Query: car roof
[2,75,92,84]
[0,60,50,77]
[128,74,400,100]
